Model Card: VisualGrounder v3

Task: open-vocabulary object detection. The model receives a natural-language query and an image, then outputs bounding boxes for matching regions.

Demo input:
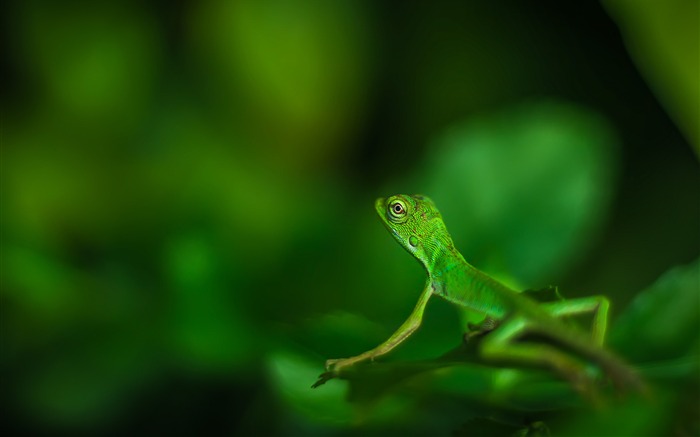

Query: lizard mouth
[375,197,386,214]
[375,197,390,226]
[375,197,390,225]
[375,197,400,236]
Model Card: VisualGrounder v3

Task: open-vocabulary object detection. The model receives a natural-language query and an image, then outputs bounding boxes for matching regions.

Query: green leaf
[603,0,700,150]
[17,333,157,427]
[16,2,158,127]
[192,0,371,172]
[610,259,700,367]
[164,234,257,372]
[421,101,620,287]
[267,349,416,427]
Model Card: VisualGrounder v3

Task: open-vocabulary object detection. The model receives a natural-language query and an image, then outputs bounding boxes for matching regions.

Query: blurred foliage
[298,258,699,434]
[610,259,700,366]
[420,101,619,287]
[1,0,698,436]
[603,0,700,152]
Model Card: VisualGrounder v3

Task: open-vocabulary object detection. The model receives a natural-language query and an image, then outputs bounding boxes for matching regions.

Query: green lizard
[316,194,644,394]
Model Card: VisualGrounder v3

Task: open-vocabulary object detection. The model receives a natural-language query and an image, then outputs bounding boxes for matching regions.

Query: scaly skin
[317,194,645,395]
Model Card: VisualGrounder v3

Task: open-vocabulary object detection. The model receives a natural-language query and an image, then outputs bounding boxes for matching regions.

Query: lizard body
[319,194,643,394]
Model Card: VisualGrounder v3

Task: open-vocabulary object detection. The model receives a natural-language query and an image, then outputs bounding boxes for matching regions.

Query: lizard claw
[311,371,336,388]
[313,358,347,388]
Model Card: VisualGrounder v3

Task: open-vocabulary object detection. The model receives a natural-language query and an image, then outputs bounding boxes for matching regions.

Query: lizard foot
[463,318,499,343]
[311,371,336,388]
[314,354,374,388]
[311,358,348,389]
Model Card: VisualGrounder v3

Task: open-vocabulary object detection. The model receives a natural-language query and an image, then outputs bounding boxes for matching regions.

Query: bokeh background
[1,0,698,435]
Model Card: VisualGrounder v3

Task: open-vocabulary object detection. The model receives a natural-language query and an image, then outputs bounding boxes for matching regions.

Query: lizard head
[375,194,453,268]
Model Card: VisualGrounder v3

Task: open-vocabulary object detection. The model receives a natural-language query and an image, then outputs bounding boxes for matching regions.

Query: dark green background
[2,0,698,435]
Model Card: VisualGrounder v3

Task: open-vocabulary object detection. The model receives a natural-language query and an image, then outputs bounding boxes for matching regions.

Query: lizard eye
[388,200,407,221]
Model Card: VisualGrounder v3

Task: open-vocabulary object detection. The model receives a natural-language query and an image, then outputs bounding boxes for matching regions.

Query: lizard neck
[426,242,515,317]
[422,237,464,281]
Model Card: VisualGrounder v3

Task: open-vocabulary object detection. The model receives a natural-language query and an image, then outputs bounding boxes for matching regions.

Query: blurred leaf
[610,259,700,367]
[550,392,671,437]
[164,233,257,372]
[15,1,159,129]
[2,127,149,246]
[268,350,354,425]
[17,331,156,428]
[421,101,620,287]
[603,0,700,151]
[267,349,415,427]
[1,244,77,316]
[192,0,372,172]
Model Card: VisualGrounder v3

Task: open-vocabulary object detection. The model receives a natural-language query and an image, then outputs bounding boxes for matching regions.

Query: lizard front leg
[320,282,433,378]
